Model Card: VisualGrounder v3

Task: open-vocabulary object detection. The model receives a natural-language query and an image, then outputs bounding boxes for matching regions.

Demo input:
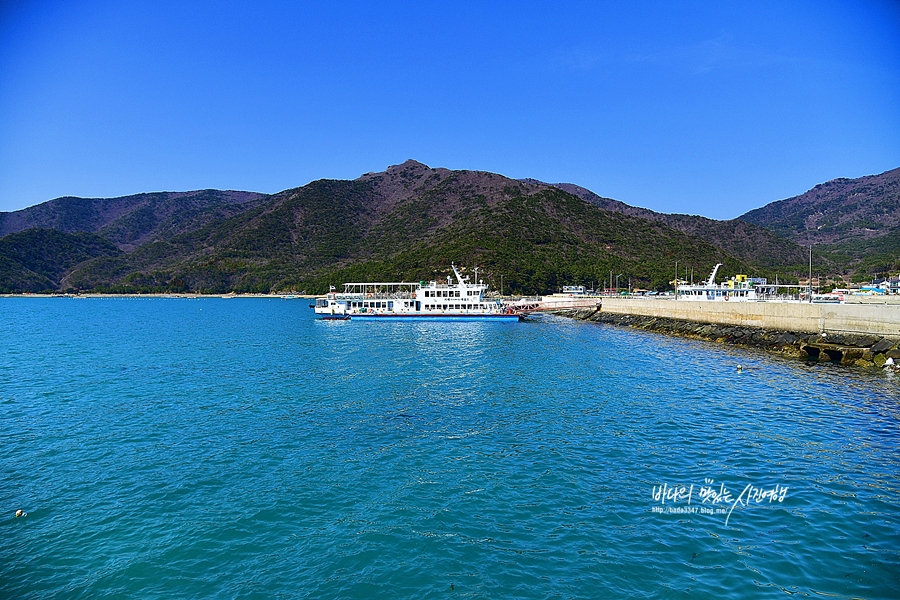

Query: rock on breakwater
[557,307,900,369]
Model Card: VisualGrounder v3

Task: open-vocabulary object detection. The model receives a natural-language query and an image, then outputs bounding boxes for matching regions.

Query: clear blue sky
[1,1,898,219]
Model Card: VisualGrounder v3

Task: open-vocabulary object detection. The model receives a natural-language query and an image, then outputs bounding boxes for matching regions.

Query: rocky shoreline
[556,307,900,370]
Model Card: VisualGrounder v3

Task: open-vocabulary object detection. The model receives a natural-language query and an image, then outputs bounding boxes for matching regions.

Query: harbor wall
[558,304,900,368]
[598,298,900,338]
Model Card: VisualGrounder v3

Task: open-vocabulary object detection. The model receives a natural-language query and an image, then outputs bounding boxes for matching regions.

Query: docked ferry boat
[313,265,522,321]
[676,263,758,301]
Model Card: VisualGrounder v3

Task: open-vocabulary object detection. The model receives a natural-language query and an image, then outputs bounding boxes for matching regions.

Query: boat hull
[349,313,523,322]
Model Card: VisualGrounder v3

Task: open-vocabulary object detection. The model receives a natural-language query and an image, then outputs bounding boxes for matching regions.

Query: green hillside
[0,229,122,293]
[737,167,900,276]
[5,160,883,295]
[554,182,809,267]
[63,178,746,294]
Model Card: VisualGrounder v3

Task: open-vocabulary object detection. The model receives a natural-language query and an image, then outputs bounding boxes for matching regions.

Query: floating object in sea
[15,509,26,518]
[737,364,743,372]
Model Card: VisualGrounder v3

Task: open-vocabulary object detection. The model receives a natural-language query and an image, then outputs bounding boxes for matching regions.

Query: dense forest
[0,161,896,294]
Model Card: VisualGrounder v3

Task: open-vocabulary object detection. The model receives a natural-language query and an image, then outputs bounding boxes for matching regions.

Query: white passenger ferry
[676,263,758,301]
[313,265,522,321]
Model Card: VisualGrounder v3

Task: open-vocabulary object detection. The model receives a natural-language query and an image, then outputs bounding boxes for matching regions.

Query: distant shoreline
[0,293,319,299]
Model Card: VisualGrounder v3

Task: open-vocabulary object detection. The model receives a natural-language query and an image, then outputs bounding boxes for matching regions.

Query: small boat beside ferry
[313,265,523,321]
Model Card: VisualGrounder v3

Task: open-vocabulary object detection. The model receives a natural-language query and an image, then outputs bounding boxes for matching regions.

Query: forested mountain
[57,161,746,293]
[737,167,900,274]
[738,167,900,245]
[551,183,809,267]
[1,160,893,294]
[0,190,268,251]
[0,229,122,293]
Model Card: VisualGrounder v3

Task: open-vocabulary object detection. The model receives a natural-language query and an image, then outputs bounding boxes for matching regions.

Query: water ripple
[1,301,898,598]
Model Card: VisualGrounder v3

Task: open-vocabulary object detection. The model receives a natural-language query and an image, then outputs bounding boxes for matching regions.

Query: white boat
[561,285,586,295]
[675,264,758,301]
[313,265,523,321]
[811,293,845,304]
[529,285,601,310]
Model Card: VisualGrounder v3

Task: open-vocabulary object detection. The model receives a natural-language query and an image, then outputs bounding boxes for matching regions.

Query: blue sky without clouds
[1,0,898,218]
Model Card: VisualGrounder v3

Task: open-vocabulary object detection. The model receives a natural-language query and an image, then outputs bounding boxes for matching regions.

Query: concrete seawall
[600,298,900,338]
[557,299,900,369]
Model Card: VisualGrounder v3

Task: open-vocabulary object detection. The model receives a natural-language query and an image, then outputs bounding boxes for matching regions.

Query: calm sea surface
[1,298,899,599]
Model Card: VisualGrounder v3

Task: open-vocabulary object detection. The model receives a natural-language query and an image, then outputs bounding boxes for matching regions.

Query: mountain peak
[399,158,428,167]
[386,159,430,172]
[357,159,435,181]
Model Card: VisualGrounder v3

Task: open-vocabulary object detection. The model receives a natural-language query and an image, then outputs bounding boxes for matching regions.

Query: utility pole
[675,261,678,299]
[808,245,813,302]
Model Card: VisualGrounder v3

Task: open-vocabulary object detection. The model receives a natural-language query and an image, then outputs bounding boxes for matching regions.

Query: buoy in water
[737,364,743,373]
[15,509,26,518]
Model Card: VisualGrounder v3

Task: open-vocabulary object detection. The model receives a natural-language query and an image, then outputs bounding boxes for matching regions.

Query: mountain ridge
[737,167,900,245]
[0,189,268,251]
[540,182,809,268]
[1,160,895,293]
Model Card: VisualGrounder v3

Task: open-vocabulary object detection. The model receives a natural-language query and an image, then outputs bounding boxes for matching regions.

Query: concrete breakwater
[600,297,900,337]
[559,299,900,369]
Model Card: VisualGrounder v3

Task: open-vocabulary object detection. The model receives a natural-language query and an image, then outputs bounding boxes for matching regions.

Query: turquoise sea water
[1,298,899,599]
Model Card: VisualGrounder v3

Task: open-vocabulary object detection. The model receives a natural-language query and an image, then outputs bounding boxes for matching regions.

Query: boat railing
[337,292,415,301]
[341,282,420,297]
